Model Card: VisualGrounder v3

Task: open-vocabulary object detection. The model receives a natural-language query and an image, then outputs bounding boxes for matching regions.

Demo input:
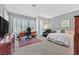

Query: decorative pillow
[56,30,60,33]
[52,30,57,33]
[60,30,65,33]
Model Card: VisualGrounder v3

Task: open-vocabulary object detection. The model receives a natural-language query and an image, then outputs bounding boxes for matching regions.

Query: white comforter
[47,33,70,47]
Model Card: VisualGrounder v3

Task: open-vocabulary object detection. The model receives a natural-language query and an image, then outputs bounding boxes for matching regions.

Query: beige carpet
[14,36,74,55]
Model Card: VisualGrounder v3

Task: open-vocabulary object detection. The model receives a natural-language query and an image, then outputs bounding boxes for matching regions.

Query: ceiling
[5,4,79,18]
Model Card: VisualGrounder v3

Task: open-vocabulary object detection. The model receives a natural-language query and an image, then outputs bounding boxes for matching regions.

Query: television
[0,16,9,37]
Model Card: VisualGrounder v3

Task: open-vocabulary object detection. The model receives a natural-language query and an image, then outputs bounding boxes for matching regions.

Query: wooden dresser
[0,42,11,55]
[0,38,15,55]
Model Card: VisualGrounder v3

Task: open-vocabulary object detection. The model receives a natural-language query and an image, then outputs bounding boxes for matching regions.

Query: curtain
[29,18,36,30]
[8,13,36,34]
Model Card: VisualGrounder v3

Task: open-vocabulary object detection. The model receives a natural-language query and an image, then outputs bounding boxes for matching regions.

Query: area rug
[19,38,41,48]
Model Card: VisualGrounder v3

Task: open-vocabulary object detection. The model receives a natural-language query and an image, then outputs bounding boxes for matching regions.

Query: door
[74,16,79,55]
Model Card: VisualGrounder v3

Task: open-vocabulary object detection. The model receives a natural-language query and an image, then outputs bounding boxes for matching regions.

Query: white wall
[0,4,9,21]
[49,10,79,31]
[0,4,6,17]
[3,8,9,21]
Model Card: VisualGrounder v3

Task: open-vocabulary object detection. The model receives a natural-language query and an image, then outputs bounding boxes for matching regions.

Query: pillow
[56,30,60,33]
[60,30,65,33]
[52,30,57,33]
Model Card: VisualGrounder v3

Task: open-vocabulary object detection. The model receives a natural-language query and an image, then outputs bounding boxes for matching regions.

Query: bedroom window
[61,20,70,28]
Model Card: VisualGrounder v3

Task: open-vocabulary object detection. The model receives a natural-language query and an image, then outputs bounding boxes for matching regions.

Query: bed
[47,33,70,47]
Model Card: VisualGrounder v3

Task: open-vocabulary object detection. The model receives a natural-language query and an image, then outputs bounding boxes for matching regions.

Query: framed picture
[61,20,70,27]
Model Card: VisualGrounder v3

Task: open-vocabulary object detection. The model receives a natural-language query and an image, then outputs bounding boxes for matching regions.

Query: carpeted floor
[14,36,74,55]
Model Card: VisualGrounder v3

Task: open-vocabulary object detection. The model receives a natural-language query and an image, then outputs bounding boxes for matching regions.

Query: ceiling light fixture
[32,4,36,7]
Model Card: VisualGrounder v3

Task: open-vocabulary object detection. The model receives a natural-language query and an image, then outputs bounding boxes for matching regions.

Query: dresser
[0,37,15,55]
